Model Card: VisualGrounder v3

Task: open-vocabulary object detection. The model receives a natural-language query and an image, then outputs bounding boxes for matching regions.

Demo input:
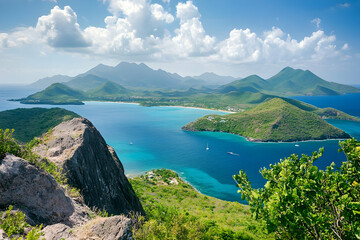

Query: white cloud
[216,28,261,63]
[311,18,321,29]
[151,3,174,24]
[36,6,90,48]
[0,1,351,68]
[342,43,349,50]
[338,3,350,8]
[176,1,201,23]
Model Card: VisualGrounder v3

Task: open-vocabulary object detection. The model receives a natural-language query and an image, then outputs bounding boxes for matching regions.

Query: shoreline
[183,128,350,144]
[84,100,236,113]
[127,168,227,202]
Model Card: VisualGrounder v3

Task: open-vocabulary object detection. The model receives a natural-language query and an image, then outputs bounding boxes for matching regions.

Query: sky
[0,0,359,85]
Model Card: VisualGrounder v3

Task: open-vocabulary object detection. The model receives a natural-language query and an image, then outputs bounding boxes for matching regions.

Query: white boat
[227,152,239,156]
[295,144,300,147]
[130,141,133,145]
[206,143,209,150]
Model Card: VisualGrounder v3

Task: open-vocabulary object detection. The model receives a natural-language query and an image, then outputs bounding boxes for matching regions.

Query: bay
[1,86,360,203]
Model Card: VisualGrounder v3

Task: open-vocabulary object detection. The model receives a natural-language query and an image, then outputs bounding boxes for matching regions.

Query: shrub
[234,138,360,239]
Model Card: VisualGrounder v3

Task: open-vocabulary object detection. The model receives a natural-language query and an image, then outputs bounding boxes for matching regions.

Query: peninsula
[182,98,353,142]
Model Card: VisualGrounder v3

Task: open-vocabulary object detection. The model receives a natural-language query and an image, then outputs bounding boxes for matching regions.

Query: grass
[130,169,273,240]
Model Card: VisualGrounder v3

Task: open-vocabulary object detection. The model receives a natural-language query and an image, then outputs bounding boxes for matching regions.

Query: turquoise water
[1,87,360,203]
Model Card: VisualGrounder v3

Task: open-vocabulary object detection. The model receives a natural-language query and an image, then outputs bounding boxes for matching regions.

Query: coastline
[84,100,236,113]
[182,128,350,144]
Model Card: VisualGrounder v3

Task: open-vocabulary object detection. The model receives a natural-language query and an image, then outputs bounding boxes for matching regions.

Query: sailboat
[206,143,209,150]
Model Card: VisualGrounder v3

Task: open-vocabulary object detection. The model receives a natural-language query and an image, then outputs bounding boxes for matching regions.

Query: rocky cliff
[0,115,144,239]
[33,117,144,216]
[0,154,89,227]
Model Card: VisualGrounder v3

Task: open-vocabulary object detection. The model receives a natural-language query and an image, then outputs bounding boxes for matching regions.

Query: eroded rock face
[34,118,144,216]
[0,155,89,226]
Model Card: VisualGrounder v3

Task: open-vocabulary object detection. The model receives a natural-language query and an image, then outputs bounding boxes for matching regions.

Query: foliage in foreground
[130,169,272,240]
[234,138,360,239]
[0,205,43,240]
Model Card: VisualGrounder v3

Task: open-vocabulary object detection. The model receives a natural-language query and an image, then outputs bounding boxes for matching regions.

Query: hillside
[220,67,360,96]
[64,74,108,91]
[0,108,79,142]
[130,169,272,240]
[21,83,85,105]
[86,81,132,99]
[183,98,351,142]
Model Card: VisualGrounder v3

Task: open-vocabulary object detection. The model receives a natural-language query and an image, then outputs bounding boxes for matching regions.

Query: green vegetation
[183,98,351,142]
[21,83,85,105]
[130,169,272,240]
[0,108,79,142]
[222,67,360,96]
[0,205,43,240]
[234,138,360,239]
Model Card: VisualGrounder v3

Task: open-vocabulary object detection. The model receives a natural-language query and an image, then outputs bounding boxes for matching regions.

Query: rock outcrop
[33,117,144,216]
[43,215,133,240]
[0,154,89,226]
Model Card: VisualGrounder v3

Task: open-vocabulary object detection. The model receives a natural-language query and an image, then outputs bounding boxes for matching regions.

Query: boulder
[0,154,89,226]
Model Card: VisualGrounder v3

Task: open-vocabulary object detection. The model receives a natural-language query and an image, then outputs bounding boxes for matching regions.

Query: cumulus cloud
[0,0,349,66]
[176,1,201,23]
[36,6,90,48]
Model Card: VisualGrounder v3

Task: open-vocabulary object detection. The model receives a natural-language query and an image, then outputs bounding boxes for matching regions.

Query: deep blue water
[1,86,360,203]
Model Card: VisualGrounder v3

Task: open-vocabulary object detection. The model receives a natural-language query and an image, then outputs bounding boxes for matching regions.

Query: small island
[182,98,353,142]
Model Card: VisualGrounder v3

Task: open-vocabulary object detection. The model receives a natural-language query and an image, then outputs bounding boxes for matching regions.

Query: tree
[233,138,360,239]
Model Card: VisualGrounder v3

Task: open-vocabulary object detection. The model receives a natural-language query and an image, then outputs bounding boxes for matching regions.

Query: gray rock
[34,118,144,216]
[0,155,89,226]
[43,216,133,240]
[42,223,71,240]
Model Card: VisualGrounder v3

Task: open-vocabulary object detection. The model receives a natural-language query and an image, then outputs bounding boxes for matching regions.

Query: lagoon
[1,86,360,203]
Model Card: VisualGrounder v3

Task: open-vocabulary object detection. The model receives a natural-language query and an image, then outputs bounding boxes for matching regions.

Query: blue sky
[0,0,359,84]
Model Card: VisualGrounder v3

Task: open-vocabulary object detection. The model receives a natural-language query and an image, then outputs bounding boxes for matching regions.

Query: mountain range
[29,62,359,98]
[219,67,359,96]
[30,62,238,90]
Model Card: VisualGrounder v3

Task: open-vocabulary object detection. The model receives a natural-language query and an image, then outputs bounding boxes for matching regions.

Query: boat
[130,141,133,145]
[206,143,209,150]
[295,144,300,147]
[227,152,239,156]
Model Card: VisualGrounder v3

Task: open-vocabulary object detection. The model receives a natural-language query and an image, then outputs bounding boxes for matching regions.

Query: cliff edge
[33,117,144,216]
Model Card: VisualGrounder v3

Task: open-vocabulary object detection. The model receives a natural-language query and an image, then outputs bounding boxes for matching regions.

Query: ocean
[1,86,360,203]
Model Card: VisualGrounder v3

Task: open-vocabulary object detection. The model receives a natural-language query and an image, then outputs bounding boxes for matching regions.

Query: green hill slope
[21,83,85,105]
[219,75,269,93]
[265,67,360,96]
[85,81,131,99]
[0,108,79,142]
[64,74,108,91]
[183,98,351,142]
[130,169,272,240]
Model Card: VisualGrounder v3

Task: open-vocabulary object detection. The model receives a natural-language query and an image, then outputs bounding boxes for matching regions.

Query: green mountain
[21,83,85,105]
[220,67,360,96]
[219,75,269,93]
[0,108,79,142]
[183,98,351,142]
[28,74,72,89]
[86,81,131,99]
[64,74,108,91]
